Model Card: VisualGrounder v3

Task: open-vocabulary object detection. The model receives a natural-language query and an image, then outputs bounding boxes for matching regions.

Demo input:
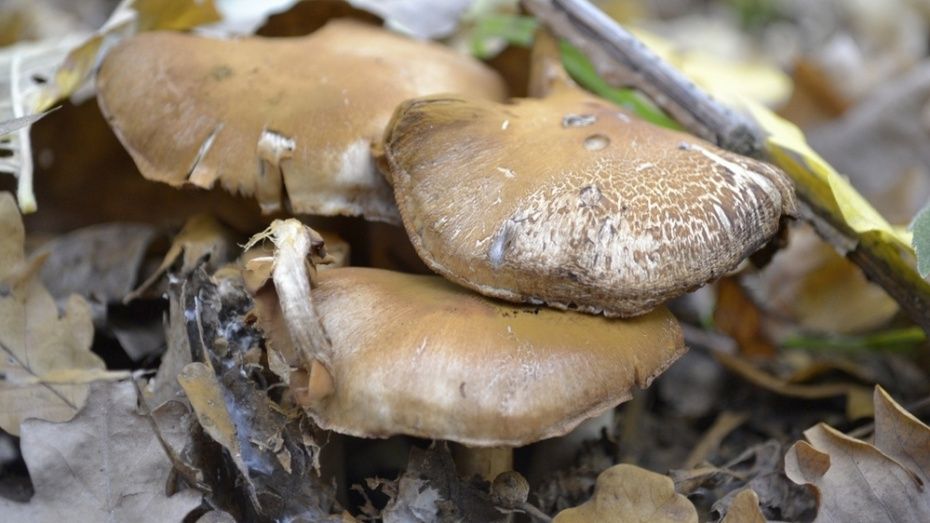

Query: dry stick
[523,0,930,337]
[523,0,762,156]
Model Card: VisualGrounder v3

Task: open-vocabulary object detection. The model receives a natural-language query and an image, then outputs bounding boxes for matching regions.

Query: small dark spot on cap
[460,382,467,398]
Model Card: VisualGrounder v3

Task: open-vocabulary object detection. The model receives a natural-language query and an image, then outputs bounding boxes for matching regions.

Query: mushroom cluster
[95,12,795,488]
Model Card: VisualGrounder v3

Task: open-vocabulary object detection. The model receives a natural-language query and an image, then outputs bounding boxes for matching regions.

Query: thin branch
[523,0,763,156]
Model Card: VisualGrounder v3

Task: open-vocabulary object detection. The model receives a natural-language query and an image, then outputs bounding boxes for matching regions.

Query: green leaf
[559,40,680,129]
[912,202,930,279]
[782,327,926,354]
[470,14,538,58]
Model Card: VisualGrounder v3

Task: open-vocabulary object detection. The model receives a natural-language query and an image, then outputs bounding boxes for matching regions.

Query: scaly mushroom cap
[383,89,797,317]
[303,267,684,446]
[96,20,505,223]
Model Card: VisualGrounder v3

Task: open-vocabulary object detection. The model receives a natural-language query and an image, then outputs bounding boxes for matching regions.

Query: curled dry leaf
[35,0,222,111]
[0,193,114,436]
[0,381,202,522]
[0,35,84,212]
[178,361,253,487]
[1,0,220,212]
[720,489,766,523]
[128,213,236,302]
[785,386,930,522]
[0,111,49,137]
[552,463,697,523]
[714,277,776,357]
[382,87,797,317]
[96,20,505,222]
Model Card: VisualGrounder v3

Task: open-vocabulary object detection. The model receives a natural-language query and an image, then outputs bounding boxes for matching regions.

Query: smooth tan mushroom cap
[96,20,505,223]
[383,89,797,316]
[304,267,684,447]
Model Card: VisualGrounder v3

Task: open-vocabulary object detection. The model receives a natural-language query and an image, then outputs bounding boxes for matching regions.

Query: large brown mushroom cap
[302,267,684,447]
[96,20,505,222]
[383,88,797,316]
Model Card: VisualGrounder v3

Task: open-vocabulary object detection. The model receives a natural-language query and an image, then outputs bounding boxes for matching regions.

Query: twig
[520,502,554,522]
[523,0,930,337]
[680,324,737,355]
[523,0,763,155]
[683,411,749,468]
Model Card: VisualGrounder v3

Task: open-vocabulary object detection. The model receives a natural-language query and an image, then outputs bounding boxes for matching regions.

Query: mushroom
[379,35,797,317]
[244,219,685,478]
[95,19,505,223]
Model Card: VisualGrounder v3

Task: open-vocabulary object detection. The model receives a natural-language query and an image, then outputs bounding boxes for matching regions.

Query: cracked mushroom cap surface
[95,20,505,223]
[301,267,684,447]
[382,89,797,317]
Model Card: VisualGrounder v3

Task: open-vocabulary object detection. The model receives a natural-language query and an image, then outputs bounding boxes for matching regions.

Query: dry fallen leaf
[35,0,221,111]
[0,381,202,521]
[0,35,84,212]
[128,213,236,302]
[32,221,157,305]
[0,192,113,435]
[552,463,698,523]
[745,224,899,334]
[720,488,766,523]
[0,111,49,136]
[785,386,930,522]
[178,361,253,486]
[714,277,777,357]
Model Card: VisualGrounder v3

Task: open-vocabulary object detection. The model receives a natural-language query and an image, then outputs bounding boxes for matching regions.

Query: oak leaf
[0,381,202,521]
[0,193,112,435]
[785,386,930,522]
[553,464,697,523]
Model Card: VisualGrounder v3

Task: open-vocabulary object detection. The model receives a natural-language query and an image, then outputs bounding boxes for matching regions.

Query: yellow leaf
[742,99,911,249]
[134,0,222,31]
[632,28,792,108]
[35,0,220,111]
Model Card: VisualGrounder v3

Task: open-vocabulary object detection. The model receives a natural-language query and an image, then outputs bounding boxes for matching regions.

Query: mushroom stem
[247,220,334,369]
[529,28,575,97]
[452,444,513,481]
